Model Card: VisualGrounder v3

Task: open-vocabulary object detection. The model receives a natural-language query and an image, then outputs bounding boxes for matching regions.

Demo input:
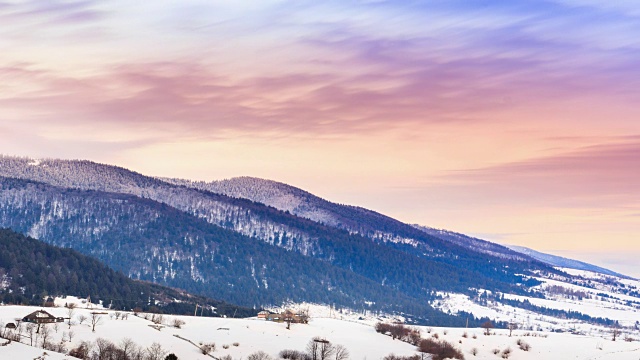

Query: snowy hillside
[506,245,628,278]
[0,302,639,359]
[432,268,640,336]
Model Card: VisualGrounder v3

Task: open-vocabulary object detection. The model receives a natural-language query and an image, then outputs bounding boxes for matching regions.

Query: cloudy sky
[1,1,639,275]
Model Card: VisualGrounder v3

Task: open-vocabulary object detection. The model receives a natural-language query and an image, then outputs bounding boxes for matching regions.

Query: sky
[0,1,639,276]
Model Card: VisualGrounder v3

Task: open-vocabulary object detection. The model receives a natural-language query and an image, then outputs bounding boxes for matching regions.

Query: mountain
[0,228,254,317]
[164,176,622,278]
[505,245,629,278]
[0,155,556,324]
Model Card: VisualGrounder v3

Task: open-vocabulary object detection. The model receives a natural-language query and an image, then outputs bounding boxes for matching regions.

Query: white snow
[0,303,639,359]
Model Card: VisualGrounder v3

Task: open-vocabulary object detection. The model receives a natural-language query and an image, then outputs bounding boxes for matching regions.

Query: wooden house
[22,310,64,324]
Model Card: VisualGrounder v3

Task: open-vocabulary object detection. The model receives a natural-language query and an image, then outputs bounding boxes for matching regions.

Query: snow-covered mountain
[1,154,626,328]
[0,155,558,325]
[164,175,622,278]
[505,245,629,278]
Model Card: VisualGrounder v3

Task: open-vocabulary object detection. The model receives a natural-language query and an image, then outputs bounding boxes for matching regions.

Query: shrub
[383,355,420,360]
[501,348,512,359]
[201,343,216,355]
[491,349,500,355]
[223,344,230,349]
[432,333,439,339]
[280,349,311,360]
[470,348,478,356]
[417,338,464,360]
[517,339,531,351]
[472,334,477,339]
[462,332,468,338]
[233,342,240,347]
[247,351,272,360]
[173,319,186,329]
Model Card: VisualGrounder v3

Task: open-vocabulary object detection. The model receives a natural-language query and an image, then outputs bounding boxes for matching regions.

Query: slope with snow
[0,302,639,359]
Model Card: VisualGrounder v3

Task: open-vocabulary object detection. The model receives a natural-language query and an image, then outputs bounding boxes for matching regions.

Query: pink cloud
[434,140,640,209]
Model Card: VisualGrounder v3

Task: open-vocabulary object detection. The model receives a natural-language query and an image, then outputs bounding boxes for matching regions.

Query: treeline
[498,298,615,326]
[0,228,256,317]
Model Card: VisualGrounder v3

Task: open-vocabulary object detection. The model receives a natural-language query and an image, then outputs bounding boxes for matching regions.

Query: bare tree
[334,344,349,360]
[68,330,75,343]
[146,342,167,360]
[40,324,52,349]
[66,303,77,329]
[90,313,103,332]
[284,310,295,330]
[115,311,122,320]
[77,314,87,325]
[53,322,60,334]
[120,337,139,359]
[482,321,494,336]
[25,323,36,346]
[508,322,518,337]
[612,327,622,341]
[94,338,116,359]
[307,337,334,360]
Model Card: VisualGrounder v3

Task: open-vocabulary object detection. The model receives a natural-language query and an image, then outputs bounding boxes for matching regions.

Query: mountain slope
[163,175,618,278]
[165,177,530,261]
[0,175,481,324]
[505,245,629,278]
[0,155,559,324]
[0,228,254,317]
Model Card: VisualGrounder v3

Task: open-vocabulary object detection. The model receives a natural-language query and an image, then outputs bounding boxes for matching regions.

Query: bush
[417,338,464,360]
[383,355,420,360]
[247,351,272,360]
[201,343,216,355]
[172,319,186,329]
[280,349,312,360]
[470,348,478,356]
[501,348,511,359]
[491,349,500,355]
[517,339,531,351]
[233,342,240,347]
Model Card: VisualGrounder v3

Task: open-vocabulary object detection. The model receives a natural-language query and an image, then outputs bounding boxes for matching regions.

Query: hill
[0,155,558,324]
[0,228,255,317]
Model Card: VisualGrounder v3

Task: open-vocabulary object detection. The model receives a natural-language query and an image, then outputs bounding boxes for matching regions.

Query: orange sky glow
[1,1,639,275]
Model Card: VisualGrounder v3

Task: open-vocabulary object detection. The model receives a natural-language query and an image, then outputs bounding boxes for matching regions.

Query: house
[257,310,270,319]
[264,310,309,324]
[22,310,64,324]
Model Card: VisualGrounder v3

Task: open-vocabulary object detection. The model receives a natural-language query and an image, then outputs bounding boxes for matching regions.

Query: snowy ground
[433,268,640,336]
[1,270,638,359]
[0,301,639,359]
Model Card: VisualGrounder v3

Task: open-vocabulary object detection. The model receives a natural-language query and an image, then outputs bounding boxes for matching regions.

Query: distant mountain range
[505,245,629,278]
[0,155,624,324]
